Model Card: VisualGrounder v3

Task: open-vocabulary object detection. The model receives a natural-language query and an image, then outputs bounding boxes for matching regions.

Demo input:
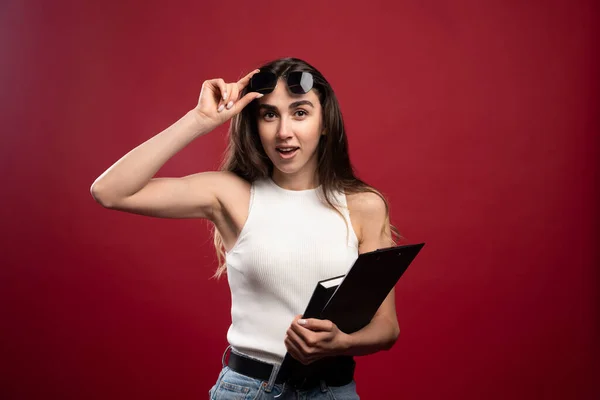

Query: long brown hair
[213,57,400,277]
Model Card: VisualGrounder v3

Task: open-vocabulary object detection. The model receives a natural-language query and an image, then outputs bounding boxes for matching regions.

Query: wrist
[185,109,217,138]
[338,332,355,356]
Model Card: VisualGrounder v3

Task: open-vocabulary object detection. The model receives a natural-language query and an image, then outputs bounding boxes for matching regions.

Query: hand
[284,315,351,365]
[192,69,263,129]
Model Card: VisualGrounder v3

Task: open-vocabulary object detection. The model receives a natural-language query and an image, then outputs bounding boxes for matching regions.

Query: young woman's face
[256,79,323,181]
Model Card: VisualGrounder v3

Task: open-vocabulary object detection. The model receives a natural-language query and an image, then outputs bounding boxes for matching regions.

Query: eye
[262,112,277,121]
[294,109,308,118]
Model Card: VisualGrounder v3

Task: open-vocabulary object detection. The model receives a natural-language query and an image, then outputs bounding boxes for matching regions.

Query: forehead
[256,78,321,108]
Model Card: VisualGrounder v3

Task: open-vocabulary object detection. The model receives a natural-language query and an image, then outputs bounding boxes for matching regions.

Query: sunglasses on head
[249,71,315,95]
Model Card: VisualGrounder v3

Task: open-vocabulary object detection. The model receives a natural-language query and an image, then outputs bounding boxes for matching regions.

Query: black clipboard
[277,242,425,379]
[321,242,425,333]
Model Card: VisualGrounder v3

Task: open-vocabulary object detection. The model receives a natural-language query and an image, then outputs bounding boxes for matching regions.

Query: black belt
[227,351,355,390]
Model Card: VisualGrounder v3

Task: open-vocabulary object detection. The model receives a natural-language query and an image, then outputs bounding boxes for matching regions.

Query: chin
[274,164,301,175]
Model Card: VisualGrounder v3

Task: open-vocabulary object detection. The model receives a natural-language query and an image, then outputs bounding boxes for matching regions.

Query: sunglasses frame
[249,71,315,95]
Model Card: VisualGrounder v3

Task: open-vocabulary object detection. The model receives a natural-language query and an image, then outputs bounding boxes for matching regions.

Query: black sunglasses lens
[250,72,277,94]
[287,72,314,94]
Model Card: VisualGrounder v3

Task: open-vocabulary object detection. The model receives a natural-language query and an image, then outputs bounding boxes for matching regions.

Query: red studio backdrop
[1,1,598,399]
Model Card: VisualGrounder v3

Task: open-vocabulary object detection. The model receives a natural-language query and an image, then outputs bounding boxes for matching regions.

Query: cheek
[257,135,279,161]
[298,120,322,144]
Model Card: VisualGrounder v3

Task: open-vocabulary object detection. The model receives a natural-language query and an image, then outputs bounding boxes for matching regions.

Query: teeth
[278,148,296,152]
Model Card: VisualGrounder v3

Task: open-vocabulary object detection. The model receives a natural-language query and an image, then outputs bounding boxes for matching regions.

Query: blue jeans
[209,349,360,399]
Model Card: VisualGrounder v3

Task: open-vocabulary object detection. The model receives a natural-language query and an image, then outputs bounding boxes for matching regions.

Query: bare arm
[90,70,262,220]
[341,191,400,355]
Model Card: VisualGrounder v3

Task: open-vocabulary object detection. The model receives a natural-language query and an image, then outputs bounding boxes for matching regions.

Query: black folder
[277,242,425,379]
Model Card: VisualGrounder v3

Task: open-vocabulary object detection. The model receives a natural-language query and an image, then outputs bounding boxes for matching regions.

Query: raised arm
[90,70,262,220]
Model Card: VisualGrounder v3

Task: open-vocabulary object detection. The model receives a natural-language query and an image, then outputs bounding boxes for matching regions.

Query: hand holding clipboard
[278,242,425,379]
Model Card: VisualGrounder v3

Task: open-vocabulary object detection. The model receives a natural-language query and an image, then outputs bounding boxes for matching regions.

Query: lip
[275,146,299,159]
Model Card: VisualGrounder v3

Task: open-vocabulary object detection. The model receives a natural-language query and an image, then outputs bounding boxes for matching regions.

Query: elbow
[90,181,117,208]
[383,324,400,351]
[392,325,400,345]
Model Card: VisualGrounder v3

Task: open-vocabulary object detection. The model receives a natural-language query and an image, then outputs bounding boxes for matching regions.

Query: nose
[276,117,293,141]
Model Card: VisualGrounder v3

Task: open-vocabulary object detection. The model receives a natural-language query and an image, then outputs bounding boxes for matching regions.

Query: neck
[271,168,319,191]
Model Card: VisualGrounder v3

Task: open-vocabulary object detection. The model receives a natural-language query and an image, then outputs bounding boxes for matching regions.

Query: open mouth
[276,147,299,157]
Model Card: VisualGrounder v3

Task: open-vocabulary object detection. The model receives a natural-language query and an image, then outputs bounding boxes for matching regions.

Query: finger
[293,328,332,353]
[212,78,227,113]
[285,333,318,365]
[236,69,260,90]
[297,318,335,333]
[289,321,310,341]
[230,81,240,104]
[284,335,306,364]
[229,91,264,113]
[287,326,311,353]
[288,326,329,357]
[225,83,239,110]
[289,316,321,342]
[210,78,226,100]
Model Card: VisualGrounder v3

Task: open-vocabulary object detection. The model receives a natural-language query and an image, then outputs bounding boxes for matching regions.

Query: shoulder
[348,190,394,252]
[346,190,391,248]
[346,190,388,221]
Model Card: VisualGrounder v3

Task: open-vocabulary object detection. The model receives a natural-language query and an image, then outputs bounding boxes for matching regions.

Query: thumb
[230,91,264,113]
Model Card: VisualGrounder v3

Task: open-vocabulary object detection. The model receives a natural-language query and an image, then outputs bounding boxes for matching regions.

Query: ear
[321,129,327,136]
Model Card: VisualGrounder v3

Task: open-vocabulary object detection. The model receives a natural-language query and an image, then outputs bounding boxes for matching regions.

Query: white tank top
[225,178,359,364]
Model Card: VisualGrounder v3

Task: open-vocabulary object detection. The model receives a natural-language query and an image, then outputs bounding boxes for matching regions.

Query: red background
[1,0,598,399]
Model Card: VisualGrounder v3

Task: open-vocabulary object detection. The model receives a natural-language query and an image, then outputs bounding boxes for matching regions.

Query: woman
[91,57,400,399]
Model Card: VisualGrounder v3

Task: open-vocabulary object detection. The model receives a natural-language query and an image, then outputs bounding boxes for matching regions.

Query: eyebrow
[258,100,315,112]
